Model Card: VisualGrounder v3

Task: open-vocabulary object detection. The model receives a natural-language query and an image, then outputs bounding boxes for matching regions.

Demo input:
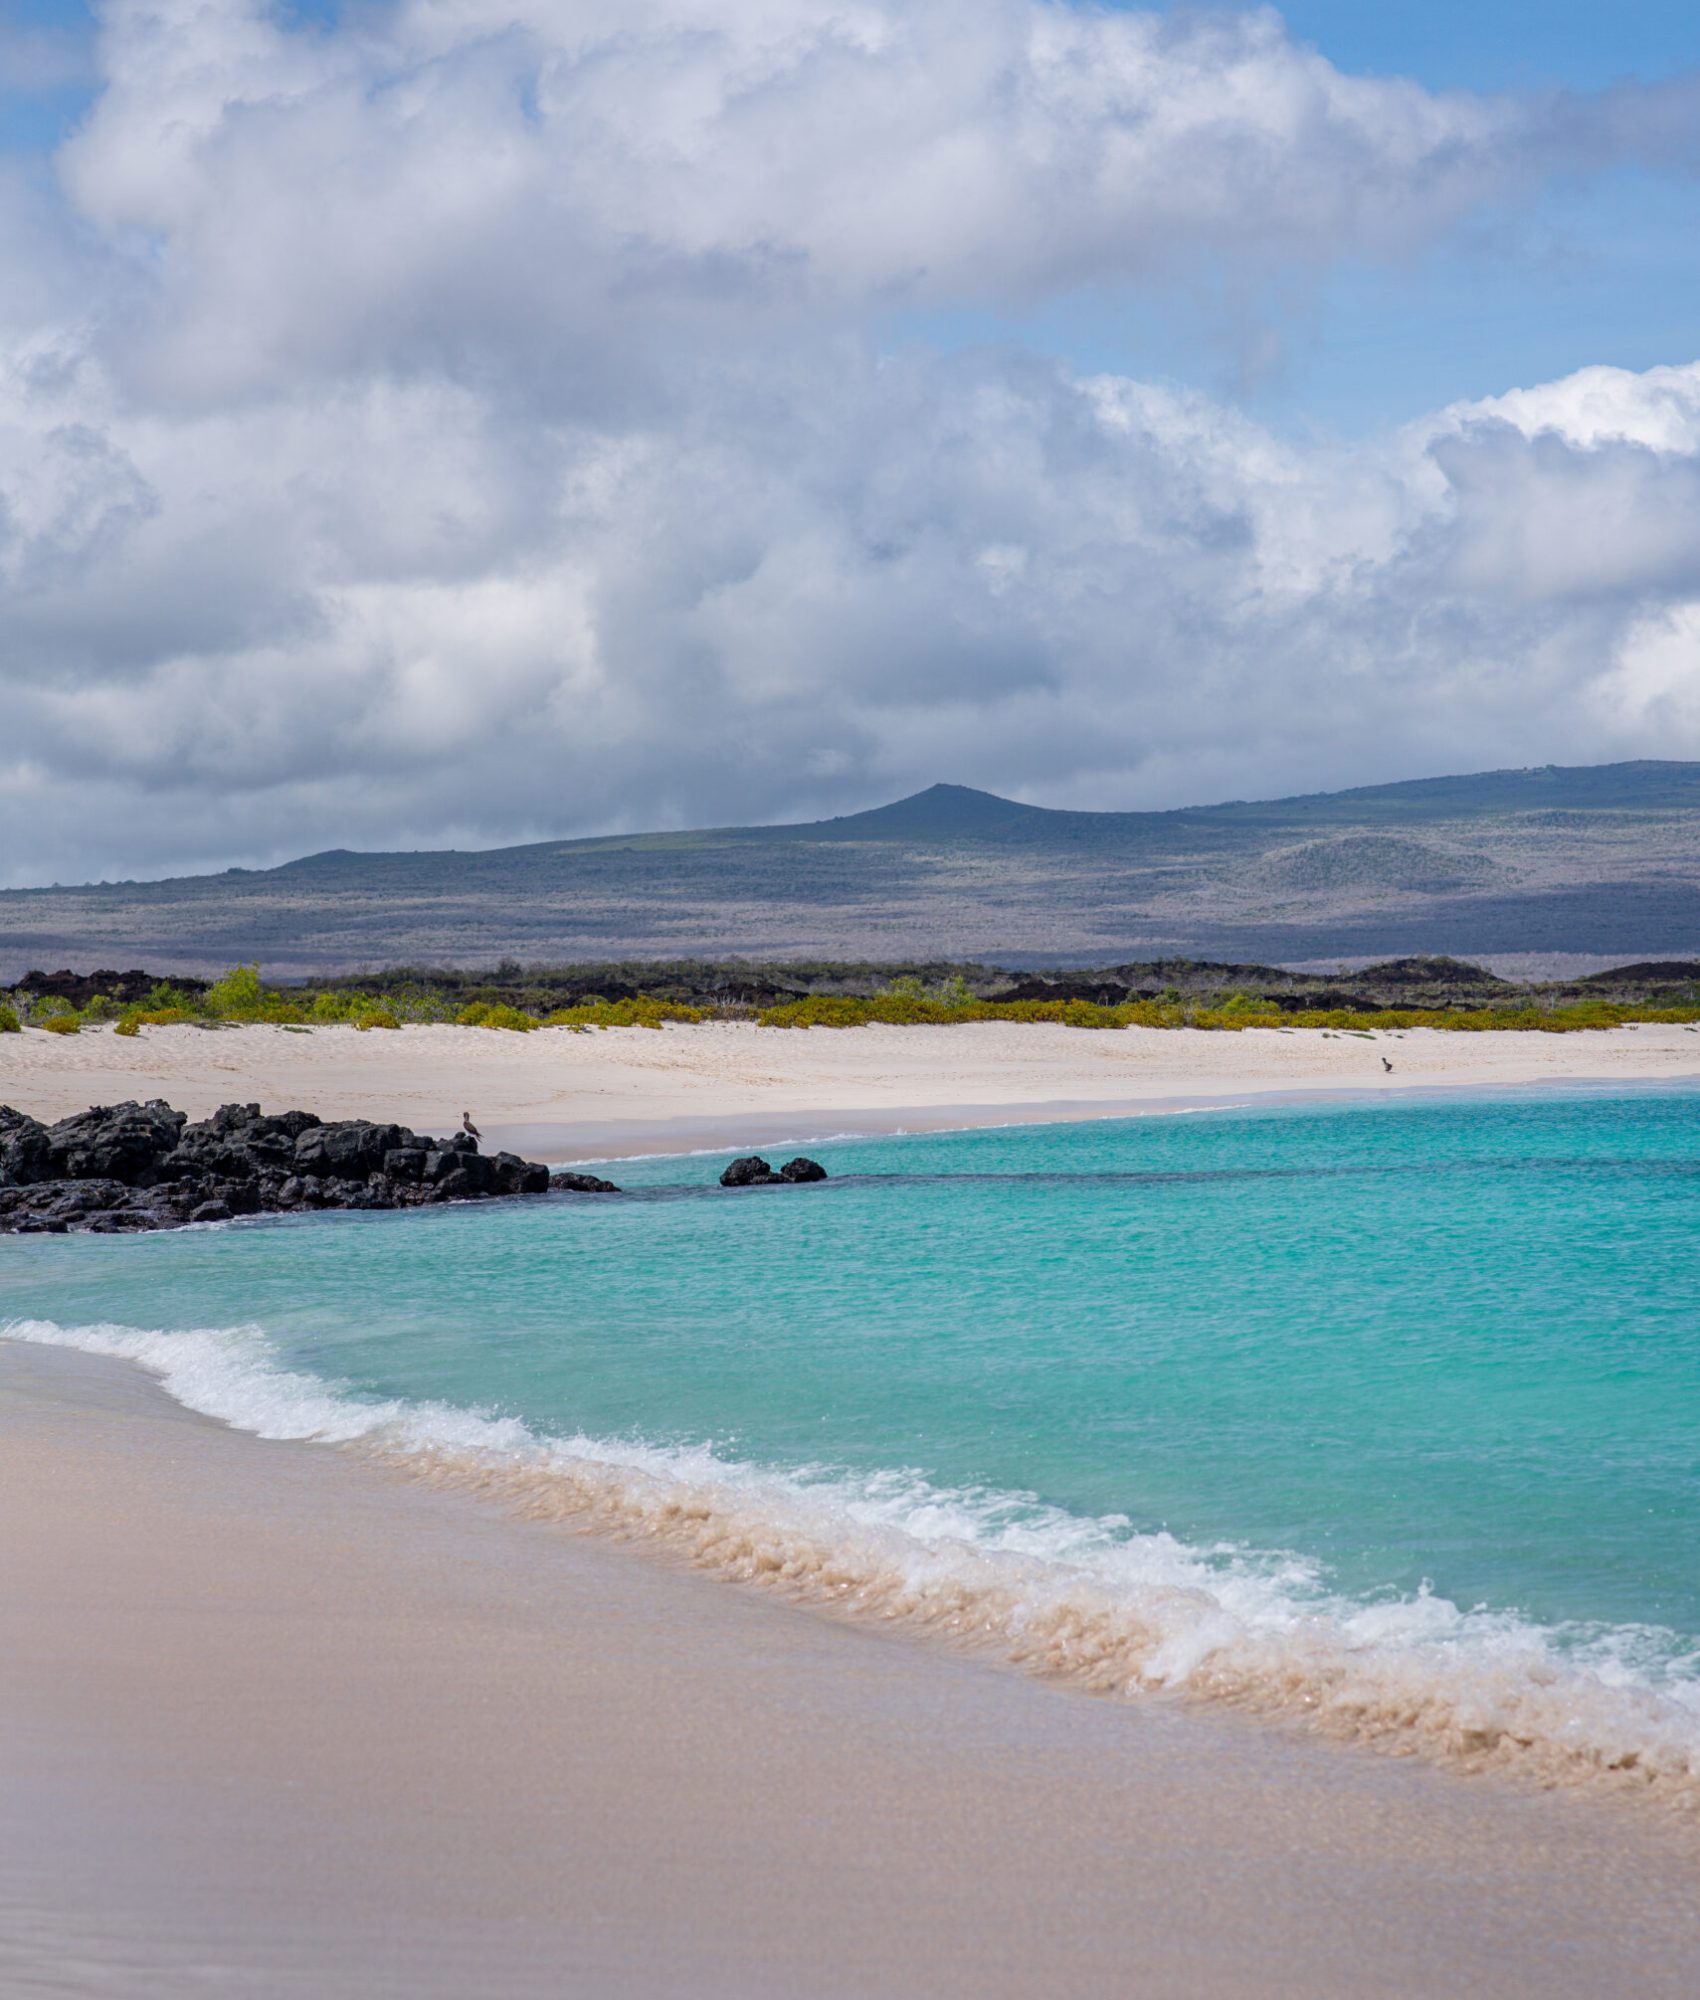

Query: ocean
[7,1086,1699,1799]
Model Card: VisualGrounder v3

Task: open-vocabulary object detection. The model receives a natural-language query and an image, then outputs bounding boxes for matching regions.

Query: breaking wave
[8,1312,1699,1809]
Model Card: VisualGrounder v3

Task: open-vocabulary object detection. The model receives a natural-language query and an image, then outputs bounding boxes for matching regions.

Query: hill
[2,761,1698,977]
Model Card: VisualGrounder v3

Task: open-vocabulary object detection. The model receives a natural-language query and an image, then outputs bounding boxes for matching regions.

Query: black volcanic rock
[18,968,207,1008]
[491,1152,551,1196]
[0,1100,558,1234]
[550,1171,622,1193]
[171,1103,320,1179]
[0,1107,51,1187]
[719,1154,828,1187]
[294,1120,407,1180]
[44,1100,185,1183]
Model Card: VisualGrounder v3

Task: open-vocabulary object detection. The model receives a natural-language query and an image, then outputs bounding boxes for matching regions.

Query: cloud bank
[3,0,1700,883]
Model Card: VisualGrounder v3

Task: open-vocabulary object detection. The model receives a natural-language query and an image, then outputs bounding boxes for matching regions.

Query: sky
[2,1,1700,883]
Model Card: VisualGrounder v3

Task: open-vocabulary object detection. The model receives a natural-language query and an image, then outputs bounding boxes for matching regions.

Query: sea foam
[8,1311,1699,1810]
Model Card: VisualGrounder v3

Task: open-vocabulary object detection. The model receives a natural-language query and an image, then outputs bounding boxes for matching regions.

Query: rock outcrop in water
[549,1171,622,1194]
[718,1154,828,1187]
[0,1100,554,1233]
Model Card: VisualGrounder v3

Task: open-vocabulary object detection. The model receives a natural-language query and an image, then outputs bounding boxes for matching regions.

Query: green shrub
[113,1015,140,1037]
[204,963,265,1016]
[458,1002,537,1031]
[1194,993,1284,1029]
[541,997,709,1030]
[875,972,977,1008]
[0,1003,19,1033]
[145,980,201,1012]
[197,963,319,1024]
[353,1007,400,1031]
[40,1013,80,1035]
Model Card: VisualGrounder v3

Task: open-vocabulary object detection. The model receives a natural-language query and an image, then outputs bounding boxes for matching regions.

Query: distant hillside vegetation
[3,761,1698,976]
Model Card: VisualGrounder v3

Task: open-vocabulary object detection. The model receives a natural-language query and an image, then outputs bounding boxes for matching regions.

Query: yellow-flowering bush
[457,1002,537,1031]
[541,998,709,1029]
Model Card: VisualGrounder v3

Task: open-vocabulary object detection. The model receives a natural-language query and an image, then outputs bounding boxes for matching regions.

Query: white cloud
[1461,362,1700,453]
[53,0,1537,402]
[1,0,1699,882]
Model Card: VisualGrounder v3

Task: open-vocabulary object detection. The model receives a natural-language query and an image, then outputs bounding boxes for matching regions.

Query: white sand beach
[3,1017,1698,1158]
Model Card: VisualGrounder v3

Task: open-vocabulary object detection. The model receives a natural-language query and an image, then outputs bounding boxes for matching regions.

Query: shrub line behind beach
[4,962,1700,1037]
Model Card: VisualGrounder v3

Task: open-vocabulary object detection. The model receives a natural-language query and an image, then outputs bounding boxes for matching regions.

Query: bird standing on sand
[462,1111,482,1142]
[1381,1057,1393,1073]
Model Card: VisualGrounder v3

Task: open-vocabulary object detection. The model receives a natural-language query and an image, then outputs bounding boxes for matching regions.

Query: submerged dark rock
[550,1171,622,1194]
[779,1157,827,1183]
[0,1099,558,1234]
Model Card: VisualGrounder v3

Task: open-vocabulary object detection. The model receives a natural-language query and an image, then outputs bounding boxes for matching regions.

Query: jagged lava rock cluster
[0,1100,560,1233]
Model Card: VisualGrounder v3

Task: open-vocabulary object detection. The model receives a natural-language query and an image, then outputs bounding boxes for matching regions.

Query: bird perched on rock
[462,1111,482,1142]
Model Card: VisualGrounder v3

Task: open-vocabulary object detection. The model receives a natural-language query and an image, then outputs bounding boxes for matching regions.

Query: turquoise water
[7,1087,1700,1788]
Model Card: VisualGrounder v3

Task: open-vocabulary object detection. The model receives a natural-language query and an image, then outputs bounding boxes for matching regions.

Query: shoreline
[6,1338,1700,1998]
[535,1069,1700,1166]
[13,1296,1698,1813]
[3,1018,1697,1162]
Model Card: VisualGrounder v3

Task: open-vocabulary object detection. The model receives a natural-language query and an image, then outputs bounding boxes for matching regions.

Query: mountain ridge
[235,760,1700,875]
[3,760,1698,976]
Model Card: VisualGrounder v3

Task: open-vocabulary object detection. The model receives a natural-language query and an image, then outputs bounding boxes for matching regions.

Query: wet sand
[4,1339,1698,1999]
[2,1017,1698,1160]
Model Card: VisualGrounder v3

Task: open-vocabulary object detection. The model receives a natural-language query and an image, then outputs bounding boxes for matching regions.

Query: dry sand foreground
[3,1017,1698,1156]
[5,1341,1700,2000]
